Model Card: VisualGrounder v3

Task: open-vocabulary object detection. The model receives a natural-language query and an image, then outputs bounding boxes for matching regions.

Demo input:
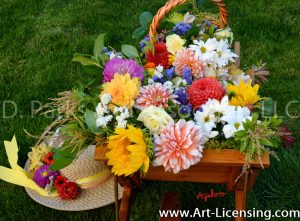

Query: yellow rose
[137,106,174,133]
[166,34,186,55]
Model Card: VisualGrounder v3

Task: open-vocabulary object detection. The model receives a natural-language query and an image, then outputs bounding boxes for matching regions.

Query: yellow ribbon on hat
[0,136,112,196]
[0,136,57,197]
[76,168,111,189]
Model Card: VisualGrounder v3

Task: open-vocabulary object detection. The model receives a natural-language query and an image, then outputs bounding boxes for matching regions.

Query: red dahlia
[44,152,55,165]
[187,77,225,108]
[146,42,170,69]
[54,175,67,189]
[58,182,79,200]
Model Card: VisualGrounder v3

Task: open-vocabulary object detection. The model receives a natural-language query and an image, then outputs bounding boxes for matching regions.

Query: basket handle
[149,0,228,42]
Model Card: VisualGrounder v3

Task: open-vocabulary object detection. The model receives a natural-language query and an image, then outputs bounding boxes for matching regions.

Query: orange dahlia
[173,48,207,78]
[146,42,170,69]
[187,77,225,108]
[153,119,203,174]
[135,83,175,110]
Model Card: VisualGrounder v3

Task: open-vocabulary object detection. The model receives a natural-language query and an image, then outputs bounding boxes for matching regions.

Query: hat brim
[25,174,123,211]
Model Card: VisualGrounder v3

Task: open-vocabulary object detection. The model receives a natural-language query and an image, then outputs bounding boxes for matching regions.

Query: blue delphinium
[173,22,192,36]
[139,35,150,52]
[182,67,193,85]
[175,87,188,105]
[179,104,192,115]
[152,75,165,84]
[166,67,175,80]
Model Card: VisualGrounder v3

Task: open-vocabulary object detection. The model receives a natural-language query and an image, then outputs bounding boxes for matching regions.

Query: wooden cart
[95,148,269,221]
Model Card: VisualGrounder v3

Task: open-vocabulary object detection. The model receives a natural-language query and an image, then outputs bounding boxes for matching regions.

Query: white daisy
[194,108,218,139]
[221,106,251,138]
[214,39,238,68]
[189,38,218,62]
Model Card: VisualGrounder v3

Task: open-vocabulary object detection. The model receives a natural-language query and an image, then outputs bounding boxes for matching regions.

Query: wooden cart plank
[94,148,270,168]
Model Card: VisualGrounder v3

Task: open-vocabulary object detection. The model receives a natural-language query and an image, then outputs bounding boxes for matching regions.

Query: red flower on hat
[58,182,79,200]
[146,42,170,69]
[187,77,225,108]
[54,175,67,189]
[44,152,55,165]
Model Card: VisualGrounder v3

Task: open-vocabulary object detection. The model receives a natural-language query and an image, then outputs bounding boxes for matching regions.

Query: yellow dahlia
[226,80,260,107]
[106,125,150,176]
[101,73,140,108]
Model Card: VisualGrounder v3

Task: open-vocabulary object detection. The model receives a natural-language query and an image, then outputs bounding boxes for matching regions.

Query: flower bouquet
[67,0,294,176]
[0,0,296,209]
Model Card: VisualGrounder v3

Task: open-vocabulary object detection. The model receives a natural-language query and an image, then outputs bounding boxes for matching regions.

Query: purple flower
[33,164,60,188]
[173,22,191,36]
[175,87,188,105]
[144,35,150,42]
[166,67,175,80]
[179,104,192,115]
[182,67,192,85]
[103,58,144,82]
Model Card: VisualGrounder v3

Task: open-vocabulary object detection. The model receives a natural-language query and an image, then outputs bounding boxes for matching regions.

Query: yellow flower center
[234,122,240,129]
[42,171,48,177]
[200,46,207,53]
[204,116,210,122]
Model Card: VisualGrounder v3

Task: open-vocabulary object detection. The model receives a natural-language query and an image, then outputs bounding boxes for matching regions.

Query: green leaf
[132,27,146,39]
[84,109,99,131]
[260,138,275,147]
[121,44,140,59]
[72,56,100,67]
[252,113,259,123]
[208,25,216,37]
[240,139,249,152]
[250,142,256,154]
[234,130,247,137]
[139,11,153,27]
[93,33,106,58]
[183,24,200,41]
[168,99,175,107]
[83,65,102,75]
[50,148,77,170]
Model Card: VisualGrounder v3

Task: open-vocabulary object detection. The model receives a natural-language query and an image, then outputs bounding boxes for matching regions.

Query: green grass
[0,0,299,220]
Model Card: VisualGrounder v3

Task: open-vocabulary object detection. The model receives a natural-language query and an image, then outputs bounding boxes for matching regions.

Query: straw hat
[25,145,123,211]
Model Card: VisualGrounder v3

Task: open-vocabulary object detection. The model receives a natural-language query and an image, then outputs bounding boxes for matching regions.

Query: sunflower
[101,73,140,109]
[226,80,260,107]
[106,125,150,176]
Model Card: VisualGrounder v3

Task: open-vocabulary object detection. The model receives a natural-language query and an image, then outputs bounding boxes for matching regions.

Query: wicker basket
[149,0,229,42]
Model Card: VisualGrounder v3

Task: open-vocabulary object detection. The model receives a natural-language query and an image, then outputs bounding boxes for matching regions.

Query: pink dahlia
[103,58,144,82]
[135,83,176,109]
[187,77,225,108]
[173,48,207,78]
[153,119,203,173]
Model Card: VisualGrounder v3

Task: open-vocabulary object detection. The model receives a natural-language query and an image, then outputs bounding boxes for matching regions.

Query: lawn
[0,0,299,220]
